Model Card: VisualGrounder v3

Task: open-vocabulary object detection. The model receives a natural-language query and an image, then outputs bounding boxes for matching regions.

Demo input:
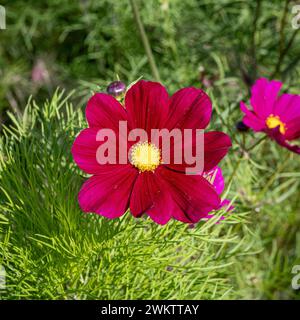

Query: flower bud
[106,81,126,100]
[236,121,249,132]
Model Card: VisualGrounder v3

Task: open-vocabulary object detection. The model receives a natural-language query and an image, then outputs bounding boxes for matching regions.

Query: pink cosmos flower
[203,166,234,216]
[71,80,231,225]
[240,78,300,154]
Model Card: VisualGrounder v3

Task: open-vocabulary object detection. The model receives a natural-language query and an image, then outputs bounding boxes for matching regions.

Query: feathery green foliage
[0,0,299,300]
[0,89,299,299]
[0,91,250,299]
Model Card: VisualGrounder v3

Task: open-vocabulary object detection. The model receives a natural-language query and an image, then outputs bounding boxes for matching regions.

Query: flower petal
[164,131,231,174]
[240,101,266,131]
[129,172,161,218]
[203,131,232,172]
[285,116,300,140]
[274,94,300,122]
[86,93,127,131]
[166,87,212,130]
[125,80,169,135]
[219,199,234,212]
[273,94,300,140]
[71,127,129,174]
[71,128,103,174]
[146,183,178,225]
[268,127,300,154]
[203,166,225,195]
[158,167,221,223]
[78,165,138,218]
[129,171,174,225]
[250,78,282,118]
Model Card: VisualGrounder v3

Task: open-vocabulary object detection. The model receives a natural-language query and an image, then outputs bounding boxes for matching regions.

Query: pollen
[130,142,161,172]
[266,114,286,135]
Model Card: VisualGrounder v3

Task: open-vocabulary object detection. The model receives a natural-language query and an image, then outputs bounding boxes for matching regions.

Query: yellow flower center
[130,142,161,172]
[266,114,286,134]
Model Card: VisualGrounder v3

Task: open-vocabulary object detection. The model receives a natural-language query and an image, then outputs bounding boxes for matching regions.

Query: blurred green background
[1,0,300,122]
[0,0,300,300]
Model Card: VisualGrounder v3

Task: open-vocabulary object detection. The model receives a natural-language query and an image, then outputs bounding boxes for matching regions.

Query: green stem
[272,0,299,78]
[279,0,290,54]
[258,153,291,197]
[129,0,161,82]
[245,135,267,152]
[226,156,243,190]
[225,134,266,193]
[250,0,262,82]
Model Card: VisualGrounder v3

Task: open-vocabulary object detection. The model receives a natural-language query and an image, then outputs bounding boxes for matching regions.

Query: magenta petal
[129,172,161,218]
[203,132,232,172]
[274,94,300,122]
[219,199,234,212]
[167,87,212,130]
[78,165,138,218]
[129,171,173,225]
[158,167,221,223]
[165,132,231,174]
[268,127,300,155]
[86,93,127,130]
[250,78,282,117]
[125,80,169,134]
[71,128,106,174]
[285,116,300,140]
[240,101,266,131]
[203,166,225,195]
[146,180,174,225]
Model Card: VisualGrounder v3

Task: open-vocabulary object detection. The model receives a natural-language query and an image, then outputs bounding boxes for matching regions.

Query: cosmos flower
[72,80,231,225]
[240,78,300,154]
[203,166,234,215]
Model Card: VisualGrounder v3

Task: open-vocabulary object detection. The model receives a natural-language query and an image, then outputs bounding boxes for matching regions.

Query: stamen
[130,142,161,172]
[266,114,286,135]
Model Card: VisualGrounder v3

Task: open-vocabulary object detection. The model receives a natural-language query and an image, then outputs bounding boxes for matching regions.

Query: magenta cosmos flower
[71,80,231,225]
[203,166,234,215]
[241,78,300,154]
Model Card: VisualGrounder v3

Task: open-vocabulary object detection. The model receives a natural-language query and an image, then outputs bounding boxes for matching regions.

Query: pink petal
[129,171,173,225]
[166,87,212,130]
[72,128,108,174]
[86,93,127,131]
[203,131,232,172]
[125,80,169,135]
[164,131,231,174]
[130,172,173,225]
[285,116,300,140]
[202,167,234,217]
[250,78,282,118]
[71,127,129,174]
[240,101,266,131]
[203,166,225,195]
[274,94,300,122]
[273,94,300,140]
[158,167,221,223]
[219,199,234,212]
[129,172,161,218]
[268,127,300,155]
[78,165,138,218]
[132,181,183,225]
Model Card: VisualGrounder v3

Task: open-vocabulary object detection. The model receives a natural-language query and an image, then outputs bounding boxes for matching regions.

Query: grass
[0,0,299,299]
